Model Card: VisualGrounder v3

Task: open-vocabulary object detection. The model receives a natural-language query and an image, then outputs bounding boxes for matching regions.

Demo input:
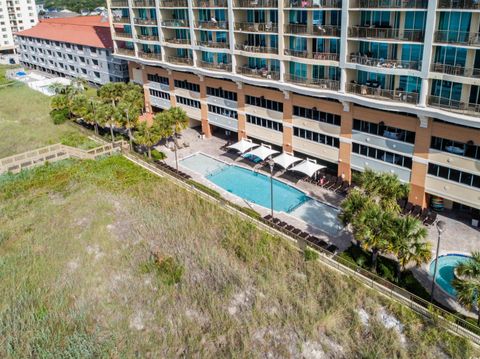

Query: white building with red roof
[15,15,129,85]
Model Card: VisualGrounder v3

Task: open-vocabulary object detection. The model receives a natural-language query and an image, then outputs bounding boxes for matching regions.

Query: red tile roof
[16,16,115,49]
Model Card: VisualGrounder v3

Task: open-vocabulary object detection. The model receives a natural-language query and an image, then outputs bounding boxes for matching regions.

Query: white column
[227,0,236,73]
[419,0,437,107]
[278,0,285,82]
[154,0,166,62]
[338,0,349,93]
[187,0,198,64]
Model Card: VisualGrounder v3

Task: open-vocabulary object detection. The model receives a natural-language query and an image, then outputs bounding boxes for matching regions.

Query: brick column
[338,102,353,182]
[409,116,431,208]
[168,70,176,107]
[198,75,211,137]
[282,91,293,152]
[236,82,246,140]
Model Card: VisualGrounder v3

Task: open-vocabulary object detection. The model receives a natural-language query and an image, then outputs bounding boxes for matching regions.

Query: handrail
[349,54,421,70]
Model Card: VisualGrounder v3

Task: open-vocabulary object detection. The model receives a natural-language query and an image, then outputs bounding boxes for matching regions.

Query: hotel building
[107,0,480,213]
[0,0,38,52]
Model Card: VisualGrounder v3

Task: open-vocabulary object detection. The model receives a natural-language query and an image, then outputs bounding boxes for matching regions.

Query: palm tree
[117,85,144,149]
[453,253,480,326]
[339,189,370,228]
[164,107,189,170]
[390,216,431,281]
[134,117,168,159]
[96,103,119,142]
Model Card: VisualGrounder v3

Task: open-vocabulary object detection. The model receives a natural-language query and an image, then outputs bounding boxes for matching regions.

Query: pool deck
[159,128,480,315]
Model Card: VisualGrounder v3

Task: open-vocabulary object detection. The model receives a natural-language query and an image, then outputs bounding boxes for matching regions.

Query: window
[352,143,412,169]
[246,115,283,132]
[207,86,237,101]
[147,73,169,85]
[428,163,480,189]
[293,106,341,126]
[208,104,237,119]
[293,127,339,148]
[174,79,200,92]
[431,136,480,160]
[176,95,200,108]
[245,95,283,112]
[149,89,170,100]
[353,119,416,144]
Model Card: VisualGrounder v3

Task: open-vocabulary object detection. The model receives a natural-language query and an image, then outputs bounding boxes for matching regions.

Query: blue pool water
[16,71,27,77]
[180,153,342,236]
[429,254,471,297]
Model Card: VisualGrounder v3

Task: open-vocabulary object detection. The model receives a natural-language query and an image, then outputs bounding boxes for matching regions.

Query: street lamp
[430,220,446,303]
[269,160,275,218]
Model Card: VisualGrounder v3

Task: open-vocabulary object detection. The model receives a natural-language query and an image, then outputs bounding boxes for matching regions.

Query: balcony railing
[349,54,421,70]
[285,24,341,37]
[165,38,191,45]
[438,0,480,9]
[234,22,278,32]
[111,0,129,7]
[116,48,136,57]
[161,19,189,27]
[434,30,480,47]
[167,56,194,65]
[237,66,280,80]
[133,0,156,6]
[284,74,340,90]
[234,0,278,7]
[113,32,133,39]
[134,18,158,26]
[199,61,232,71]
[139,51,162,61]
[284,0,341,8]
[194,0,228,6]
[348,26,424,42]
[112,16,130,24]
[194,21,229,30]
[235,44,278,53]
[430,63,480,78]
[428,95,480,116]
[197,40,230,48]
[158,0,189,6]
[137,34,159,42]
[284,49,339,61]
[350,0,427,8]
[347,83,419,104]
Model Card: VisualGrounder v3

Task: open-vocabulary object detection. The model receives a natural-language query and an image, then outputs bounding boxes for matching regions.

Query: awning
[244,144,279,161]
[272,152,302,170]
[227,138,258,154]
[289,158,326,177]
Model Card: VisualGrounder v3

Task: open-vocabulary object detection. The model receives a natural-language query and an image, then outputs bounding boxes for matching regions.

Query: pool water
[180,153,342,236]
[429,254,471,297]
[16,71,27,77]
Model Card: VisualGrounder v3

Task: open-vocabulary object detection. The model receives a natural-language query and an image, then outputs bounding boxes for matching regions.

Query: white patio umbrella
[289,158,326,178]
[272,152,302,170]
[227,138,258,154]
[244,144,279,161]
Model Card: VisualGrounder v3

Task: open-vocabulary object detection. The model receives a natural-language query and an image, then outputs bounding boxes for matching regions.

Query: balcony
[194,21,229,30]
[434,30,480,47]
[428,96,480,116]
[350,0,427,8]
[161,19,189,27]
[110,0,129,7]
[284,0,341,8]
[113,32,133,40]
[165,38,191,45]
[430,63,480,78]
[285,24,341,37]
[158,0,188,6]
[137,34,159,42]
[199,61,232,71]
[234,22,278,33]
[134,18,158,26]
[197,41,230,48]
[284,49,339,61]
[349,54,421,70]
[235,44,278,54]
[347,83,419,104]
[139,51,162,61]
[348,26,424,42]
[194,0,228,6]
[168,56,194,65]
[133,0,156,6]
[234,0,277,7]
[284,74,340,90]
[116,48,136,57]
[438,0,480,9]
[237,66,280,80]
[112,16,130,24]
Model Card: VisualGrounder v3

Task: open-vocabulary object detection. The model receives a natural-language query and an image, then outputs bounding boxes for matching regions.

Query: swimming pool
[16,71,26,77]
[180,153,342,236]
[429,254,472,297]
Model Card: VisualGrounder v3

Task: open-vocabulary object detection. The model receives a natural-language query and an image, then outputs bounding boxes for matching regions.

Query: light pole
[430,220,446,303]
[269,160,274,218]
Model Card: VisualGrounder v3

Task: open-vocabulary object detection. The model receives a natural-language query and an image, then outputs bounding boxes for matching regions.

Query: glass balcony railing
[349,54,421,70]
[137,34,159,41]
[194,20,229,30]
[350,0,428,8]
[113,32,133,40]
[235,44,278,53]
[161,19,189,27]
[112,16,130,24]
[430,63,480,78]
[437,0,480,9]
[133,0,155,7]
[234,22,278,32]
[285,24,341,37]
[284,74,340,90]
[237,66,280,80]
[164,38,191,45]
[434,30,480,47]
[158,0,189,6]
[134,18,158,25]
[347,83,419,104]
[116,48,136,56]
[168,56,194,65]
[349,26,424,42]
[197,40,230,48]
[194,0,228,6]
[111,0,129,7]
[139,51,162,61]
[199,61,232,71]
[284,49,339,61]
[234,0,278,7]
[428,95,480,116]
[284,0,341,8]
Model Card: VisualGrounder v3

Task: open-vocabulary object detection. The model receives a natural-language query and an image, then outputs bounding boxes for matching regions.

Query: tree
[116,84,144,149]
[163,107,189,170]
[96,103,119,142]
[339,189,370,228]
[134,117,167,159]
[452,253,480,325]
[390,216,431,281]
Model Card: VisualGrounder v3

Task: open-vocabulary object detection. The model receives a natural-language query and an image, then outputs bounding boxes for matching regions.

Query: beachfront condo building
[0,0,38,52]
[106,0,480,214]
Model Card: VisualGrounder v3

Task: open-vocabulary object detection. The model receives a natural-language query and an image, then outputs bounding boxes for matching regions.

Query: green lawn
[0,65,97,158]
[0,155,476,358]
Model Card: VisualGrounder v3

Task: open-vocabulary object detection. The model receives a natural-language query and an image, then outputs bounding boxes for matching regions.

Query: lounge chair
[272,218,281,225]
[397,199,406,210]
[424,212,437,226]
[402,202,413,215]
[278,221,287,228]
[285,224,294,232]
[326,244,338,254]
[419,208,429,222]
[263,214,273,221]
[292,228,302,235]
[411,205,422,217]
[338,181,349,194]
[299,231,309,239]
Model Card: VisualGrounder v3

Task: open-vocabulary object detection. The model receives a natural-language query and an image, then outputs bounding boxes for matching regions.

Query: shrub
[150,149,166,161]
[50,108,69,125]
[141,254,184,286]
[304,248,319,262]
[377,262,395,282]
